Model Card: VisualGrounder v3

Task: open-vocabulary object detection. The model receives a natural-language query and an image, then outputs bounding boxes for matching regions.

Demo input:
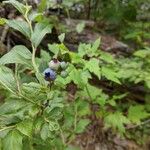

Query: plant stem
[31,43,39,73]
[74,105,78,131]
[126,119,150,130]
[60,127,66,146]
[24,15,38,73]
[25,16,33,34]
[0,125,15,132]
[15,64,21,94]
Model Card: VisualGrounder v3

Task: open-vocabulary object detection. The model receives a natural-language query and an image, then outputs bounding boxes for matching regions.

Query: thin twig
[60,127,66,146]
[15,64,21,94]
[0,25,9,43]
[126,119,150,130]
[74,105,78,131]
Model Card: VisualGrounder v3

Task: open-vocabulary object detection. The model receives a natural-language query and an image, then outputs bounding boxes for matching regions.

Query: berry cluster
[43,59,68,81]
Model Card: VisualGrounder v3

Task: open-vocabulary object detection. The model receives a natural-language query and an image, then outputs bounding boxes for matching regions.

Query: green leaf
[0,66,17,93]
[92,38,100,52]
[78,43,91,57]
[38,0,47,12]
[69,52,83,64]
[76,22,85,33]
[81,70,91,85]
[108,93,127,107]
[0,139,1,150]
[101,67,121,84]
[128,105,150,124]
[85,84,102,100]
[6,20,31,38]
[40,123,50,141]
[104,112,130,134]
[66,146,80,150]
[100,51,115,64]
[3,130,23,150]
[35,72,48,86]
[69,67,82,86]
[85,58,101,79]
[134,49,150,58]
[0,18,7,25]
[76,100,90,117]
[31,23,52,48]
[0,45,32,67]
[29,12,43,21]
[0,99,27,115]
[75,119,90,133]
[95,92,109,107]
[34,117,43,133]
[40,50,51,62]
[3,0,27,15]
[22,82,47,101]
[48,121,59,131]
[45,98,64,114]
[58,33,65,43]
[48,43,60,56]
[17,119,33,137]
[0,128,11,138]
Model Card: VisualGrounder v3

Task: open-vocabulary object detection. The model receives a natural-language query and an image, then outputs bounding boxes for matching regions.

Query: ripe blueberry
[43,68,56,81]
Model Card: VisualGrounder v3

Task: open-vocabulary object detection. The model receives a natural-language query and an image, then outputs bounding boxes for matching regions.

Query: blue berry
[43,68,56,81]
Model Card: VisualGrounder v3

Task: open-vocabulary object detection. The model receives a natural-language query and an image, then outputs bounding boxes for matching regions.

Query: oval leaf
[0,66,17,93]
[6,20,31,38]
[31,23,52,48]
[0,45,32,67]
[3,130,23,150]
[17,119,33,137]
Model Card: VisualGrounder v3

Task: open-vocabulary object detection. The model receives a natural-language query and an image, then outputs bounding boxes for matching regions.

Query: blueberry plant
[0,0,150,150]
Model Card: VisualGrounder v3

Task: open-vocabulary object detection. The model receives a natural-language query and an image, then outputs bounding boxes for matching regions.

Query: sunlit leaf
[17,119,33,137]
[75,119,90,133]
[128,105,150,124]
[85,58,101,79]
[104,112,130,134]
[3,130,23,150]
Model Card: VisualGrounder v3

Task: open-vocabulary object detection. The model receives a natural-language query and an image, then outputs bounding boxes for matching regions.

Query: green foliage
[84,58,101,79]
[17,119,33,137]
[76,22,85,33]
[31,23,52,48]
[117,47,150,88]
[6,20,31,38]
[104,111,130,134]
[0,66,17,93]
[0,45,32,67]
[128,105,150,124]
[3,130,23,150]
[0,0,150,149]
[4,0,31,15]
